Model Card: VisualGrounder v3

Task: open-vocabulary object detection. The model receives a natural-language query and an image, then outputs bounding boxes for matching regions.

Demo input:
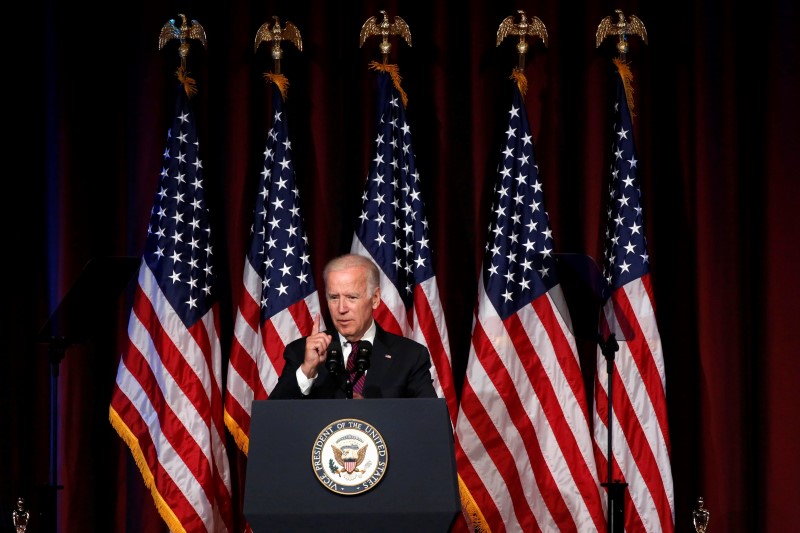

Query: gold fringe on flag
[263,72,290,101]
[368,60,408,108]
[176,65,198,98]
[224,411,251,455]
[613,57,636,119]
[510,68,528,97]
[110,407,187,533]
[458,475,492,532]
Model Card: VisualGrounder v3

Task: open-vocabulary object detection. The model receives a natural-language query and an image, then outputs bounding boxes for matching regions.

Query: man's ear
[372,287,381,308]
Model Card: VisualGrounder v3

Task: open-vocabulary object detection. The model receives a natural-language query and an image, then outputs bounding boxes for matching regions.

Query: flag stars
[275,282,289,296]
[538,265,550,278]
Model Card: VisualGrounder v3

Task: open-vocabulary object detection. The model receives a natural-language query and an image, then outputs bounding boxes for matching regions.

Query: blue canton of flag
[602,83,649,289]
[145,89,217,324]
[483,87,558,318]
[356,73,433,307]
[249,84,317,317]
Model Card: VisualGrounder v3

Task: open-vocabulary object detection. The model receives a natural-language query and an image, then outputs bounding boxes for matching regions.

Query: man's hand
[300,314,332,379]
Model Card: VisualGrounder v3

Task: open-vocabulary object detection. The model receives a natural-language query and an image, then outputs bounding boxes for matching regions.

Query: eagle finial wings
[496,10,548,48]
[596,9,648,55]
[254,16,303,53]
[159,14,207,52]
[254,16,302,76]
[360,10,412,62]
[496,10,548,72]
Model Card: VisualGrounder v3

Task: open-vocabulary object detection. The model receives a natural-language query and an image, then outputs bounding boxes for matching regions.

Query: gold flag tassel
[613,57,636,119]
[368,60,408,108]
[263,72,290,101]
[510,68,528,97]
[176,65,198,98]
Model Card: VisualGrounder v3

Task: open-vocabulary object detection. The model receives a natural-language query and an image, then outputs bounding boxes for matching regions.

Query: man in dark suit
[270,253,437,399]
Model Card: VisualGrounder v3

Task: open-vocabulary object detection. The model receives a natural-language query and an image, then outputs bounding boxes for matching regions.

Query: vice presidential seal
[311,418,388,495]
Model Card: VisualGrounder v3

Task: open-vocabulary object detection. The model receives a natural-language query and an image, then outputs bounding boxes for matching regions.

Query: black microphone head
[355,340,372,372]
[325,339,344,376]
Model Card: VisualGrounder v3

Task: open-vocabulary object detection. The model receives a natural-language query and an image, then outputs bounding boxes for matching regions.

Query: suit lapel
[364,326,392,387]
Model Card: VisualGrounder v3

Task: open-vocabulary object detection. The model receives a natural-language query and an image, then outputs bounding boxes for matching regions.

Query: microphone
[325,336,344,376]
[354,340,372,373]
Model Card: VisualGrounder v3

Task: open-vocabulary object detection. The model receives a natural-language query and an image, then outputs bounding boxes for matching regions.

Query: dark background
[4,0,798,531]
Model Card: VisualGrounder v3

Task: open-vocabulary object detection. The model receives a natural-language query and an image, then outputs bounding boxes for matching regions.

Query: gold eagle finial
[596,9,648,57]
[255,16,303,75]
[497,10,548,71]
[158,14,207,70]
[360,10,412,63]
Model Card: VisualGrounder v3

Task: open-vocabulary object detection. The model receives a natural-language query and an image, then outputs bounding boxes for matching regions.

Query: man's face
[325,265,379,341]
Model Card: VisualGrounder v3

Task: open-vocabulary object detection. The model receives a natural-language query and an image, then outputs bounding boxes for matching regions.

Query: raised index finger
[311,313,320,335]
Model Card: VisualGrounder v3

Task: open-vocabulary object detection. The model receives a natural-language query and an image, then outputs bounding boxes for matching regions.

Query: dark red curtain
[6,0,798,531]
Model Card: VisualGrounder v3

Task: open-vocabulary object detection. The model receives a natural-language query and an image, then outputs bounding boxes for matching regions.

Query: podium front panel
[244,398,460,532]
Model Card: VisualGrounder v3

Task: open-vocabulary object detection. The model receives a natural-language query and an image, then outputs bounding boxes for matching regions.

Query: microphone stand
[551,253,629,533]
[599,332,627,533]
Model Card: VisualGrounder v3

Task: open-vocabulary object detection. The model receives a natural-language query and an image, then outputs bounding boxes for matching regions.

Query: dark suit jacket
[270,325,437,399]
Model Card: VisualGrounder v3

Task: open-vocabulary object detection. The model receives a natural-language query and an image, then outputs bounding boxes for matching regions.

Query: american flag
[453,81,607,532]
[593,64,675,532]
[224,80,322,454]
[109,82,234,532]
[350,69,458,424]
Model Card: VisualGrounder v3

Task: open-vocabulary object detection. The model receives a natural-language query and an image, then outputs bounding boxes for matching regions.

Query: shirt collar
[340,321,376,349]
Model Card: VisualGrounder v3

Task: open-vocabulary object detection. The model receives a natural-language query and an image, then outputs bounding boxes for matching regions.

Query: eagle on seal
[332,444,368,474]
